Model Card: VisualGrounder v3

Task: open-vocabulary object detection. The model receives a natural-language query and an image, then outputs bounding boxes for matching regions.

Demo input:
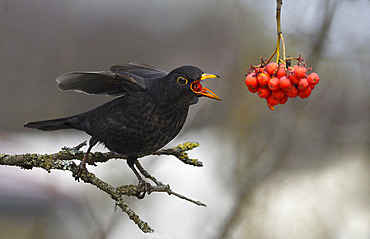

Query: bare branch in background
[307,0,337,68]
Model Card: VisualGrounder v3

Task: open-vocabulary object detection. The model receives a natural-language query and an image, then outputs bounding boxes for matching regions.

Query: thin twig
[135,160,207,207]
[152,142,203,167]
[281,33,286,62]
[266,48,277,65]
[276,0,283,62]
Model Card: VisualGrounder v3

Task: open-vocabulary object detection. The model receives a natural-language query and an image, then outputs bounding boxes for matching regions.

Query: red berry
[307,72,320,85]
[271,89,285,99]
[279,76,293,91]
[268,77,280,91]
[257,87,271,98]
[267,103,275,110]
[267,95,279,106]
[285,86,298,98]
[279,95,288,104]
[293,65,307,79]
[245,73,258,88]
[298,87,312,99]
[192,82,203,92]
[288,74,300,85]
[276,67,287,78]
[246,61,317,109]
[298,78,309,91]
[247,86,258,93]
[257,73,270,87]
[266,62,279,75]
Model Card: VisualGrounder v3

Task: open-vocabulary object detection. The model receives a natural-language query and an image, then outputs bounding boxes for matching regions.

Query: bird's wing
[56,71,146,96]
[110,62,168,79]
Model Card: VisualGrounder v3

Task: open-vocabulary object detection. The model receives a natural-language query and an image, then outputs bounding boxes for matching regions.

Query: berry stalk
[275,0,288,66]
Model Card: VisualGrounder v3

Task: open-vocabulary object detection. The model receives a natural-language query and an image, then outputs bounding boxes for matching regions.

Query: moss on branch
[0,142,205,233]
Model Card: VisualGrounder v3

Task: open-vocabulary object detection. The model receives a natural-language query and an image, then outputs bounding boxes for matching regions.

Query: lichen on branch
[0,141,205,233]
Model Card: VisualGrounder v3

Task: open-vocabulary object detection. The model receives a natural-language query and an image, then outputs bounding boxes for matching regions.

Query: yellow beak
[191,73,221,101]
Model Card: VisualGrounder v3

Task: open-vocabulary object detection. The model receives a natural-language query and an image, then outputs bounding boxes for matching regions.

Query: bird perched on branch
[25,63,220,198]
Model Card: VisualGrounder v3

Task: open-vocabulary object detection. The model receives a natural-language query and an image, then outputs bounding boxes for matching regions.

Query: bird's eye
[177,77,188,86]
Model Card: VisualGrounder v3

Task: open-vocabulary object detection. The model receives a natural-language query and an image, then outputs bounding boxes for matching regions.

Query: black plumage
[25,63,220,197]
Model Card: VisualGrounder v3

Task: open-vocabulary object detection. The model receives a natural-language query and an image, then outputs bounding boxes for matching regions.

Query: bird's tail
[24,116,75,131]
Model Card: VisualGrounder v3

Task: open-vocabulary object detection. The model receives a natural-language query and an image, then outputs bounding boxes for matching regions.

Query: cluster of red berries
[245,61,320,110]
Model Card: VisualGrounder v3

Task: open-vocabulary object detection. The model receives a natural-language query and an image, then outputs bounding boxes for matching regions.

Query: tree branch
[0,142,205,233]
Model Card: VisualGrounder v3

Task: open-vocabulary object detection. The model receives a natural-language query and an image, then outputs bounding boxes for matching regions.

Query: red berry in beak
[192,82,203,92]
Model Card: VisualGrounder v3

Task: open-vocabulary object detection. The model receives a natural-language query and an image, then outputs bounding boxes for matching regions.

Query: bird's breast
[83,96,190,156]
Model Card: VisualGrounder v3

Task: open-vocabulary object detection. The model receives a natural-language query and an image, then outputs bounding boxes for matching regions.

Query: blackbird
[24,63,220,197]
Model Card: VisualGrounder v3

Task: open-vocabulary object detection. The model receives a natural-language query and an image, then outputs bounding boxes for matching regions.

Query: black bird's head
[158,65,220,105]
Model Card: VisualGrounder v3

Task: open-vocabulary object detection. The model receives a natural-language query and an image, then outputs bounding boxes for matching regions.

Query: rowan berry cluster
[245,60,319,110]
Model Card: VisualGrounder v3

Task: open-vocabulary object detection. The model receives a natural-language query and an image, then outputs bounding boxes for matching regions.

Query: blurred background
[0,0,369,238]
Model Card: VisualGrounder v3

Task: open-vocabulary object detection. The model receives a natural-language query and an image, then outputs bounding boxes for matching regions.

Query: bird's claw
[136,180,152,199]
[73,162,87,181]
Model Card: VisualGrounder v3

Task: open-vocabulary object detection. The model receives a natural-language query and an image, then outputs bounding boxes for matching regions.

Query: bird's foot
[73,161,87,181]
[136,179,152,199]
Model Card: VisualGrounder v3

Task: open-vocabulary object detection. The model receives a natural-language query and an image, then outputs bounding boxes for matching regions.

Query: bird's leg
[73,137,98,181]
[127,157,152,199]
